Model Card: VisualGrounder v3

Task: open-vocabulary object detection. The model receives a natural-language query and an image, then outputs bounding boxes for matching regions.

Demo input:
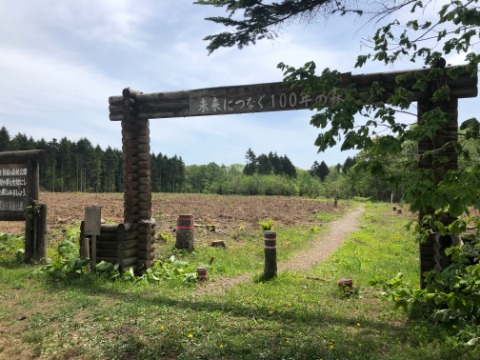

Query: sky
[0,1,478,169]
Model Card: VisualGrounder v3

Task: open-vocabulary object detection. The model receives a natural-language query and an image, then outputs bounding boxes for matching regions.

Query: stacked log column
[417,67,458,288]
[122,88,155,269]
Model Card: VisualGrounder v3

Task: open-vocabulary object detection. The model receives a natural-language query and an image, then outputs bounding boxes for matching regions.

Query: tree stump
[211,240,226,248]
[197,267,208,281]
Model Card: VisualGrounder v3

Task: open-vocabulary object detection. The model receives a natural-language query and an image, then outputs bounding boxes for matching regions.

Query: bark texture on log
[264,230,277,280]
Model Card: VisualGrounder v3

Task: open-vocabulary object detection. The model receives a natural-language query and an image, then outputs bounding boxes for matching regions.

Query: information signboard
[0,150,43,221]
[0,163,29,217]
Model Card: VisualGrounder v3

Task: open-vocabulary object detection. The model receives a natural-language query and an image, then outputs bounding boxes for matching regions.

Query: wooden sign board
[0,163,28,219]
[109,77,351,120]
[0,150,44,221]
[84,206,101,236]
[187,83,344,116]
[108,67,477,121]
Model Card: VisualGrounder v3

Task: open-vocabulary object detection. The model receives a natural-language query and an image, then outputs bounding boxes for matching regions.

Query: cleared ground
[0,192,343,245]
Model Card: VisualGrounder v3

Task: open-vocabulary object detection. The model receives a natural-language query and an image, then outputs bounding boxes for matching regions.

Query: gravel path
[194,203,365,295]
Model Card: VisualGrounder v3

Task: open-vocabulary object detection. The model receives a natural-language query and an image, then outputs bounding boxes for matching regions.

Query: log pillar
[122,88,155,269]
[417,66,459,287]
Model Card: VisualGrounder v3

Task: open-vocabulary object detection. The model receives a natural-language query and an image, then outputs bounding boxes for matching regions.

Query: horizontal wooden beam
[109,66,477,121]
[0,150,45,164]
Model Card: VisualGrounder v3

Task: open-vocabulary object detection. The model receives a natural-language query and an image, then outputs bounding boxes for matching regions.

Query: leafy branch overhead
[198,0,480,216]
[195,0,364,53]
[198,0,480,342]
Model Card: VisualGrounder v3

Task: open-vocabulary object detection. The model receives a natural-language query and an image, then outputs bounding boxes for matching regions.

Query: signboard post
[84,206,101,271]
[0,150,46,262]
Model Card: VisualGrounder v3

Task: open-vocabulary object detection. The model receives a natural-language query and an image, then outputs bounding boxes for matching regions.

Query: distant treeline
[1,126,398,200]
[0,127,326,196]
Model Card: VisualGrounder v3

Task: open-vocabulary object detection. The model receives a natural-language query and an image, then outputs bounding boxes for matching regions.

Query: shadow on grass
[3,267,468,359]
[44,273,410,336]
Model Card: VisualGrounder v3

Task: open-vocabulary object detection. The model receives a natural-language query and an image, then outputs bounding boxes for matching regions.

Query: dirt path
[194,203,365,295]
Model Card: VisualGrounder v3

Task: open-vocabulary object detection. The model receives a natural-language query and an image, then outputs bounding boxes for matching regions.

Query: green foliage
[315,212,338,223]
[243,148,297,178]
[41,238,198,285]
[138,256,198,285]
[199,0,480,347]
[2,126,185,193]
[370,261,480,346]
[370,215,480,345]
[310,160,329,181]
[94,255,198,285]
[195,0,364,53]
[41,239,90,280]
[3,202,478,359]
[0,232,24,266]
[258,218,274,230]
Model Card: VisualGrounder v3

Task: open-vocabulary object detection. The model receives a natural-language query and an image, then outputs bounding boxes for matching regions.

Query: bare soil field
[0,193,345,243]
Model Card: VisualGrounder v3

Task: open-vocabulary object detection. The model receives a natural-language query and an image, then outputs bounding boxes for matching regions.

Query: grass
[155,208,346,278]
[0,201,476,359]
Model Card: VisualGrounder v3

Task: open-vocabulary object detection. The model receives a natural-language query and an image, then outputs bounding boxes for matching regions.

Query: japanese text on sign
[0,164,28,212]
[190,90,343,115]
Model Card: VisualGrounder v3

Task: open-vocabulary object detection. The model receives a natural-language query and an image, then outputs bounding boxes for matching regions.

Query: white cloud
[1,1,476,171]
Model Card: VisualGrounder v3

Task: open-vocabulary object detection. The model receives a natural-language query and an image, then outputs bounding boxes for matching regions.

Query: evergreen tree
[257,154,272,175]
[0,126,10,151]
[103,147,120,192]
[58,137,75,192]
[9,133,35,150]
[310,160,329,181]
[280,155,297,178]
[342,157,356,174]
[268,151,282,175]
[243,148,257,175]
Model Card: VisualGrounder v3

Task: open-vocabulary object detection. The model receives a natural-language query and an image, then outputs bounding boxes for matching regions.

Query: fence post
[34,204,47,260]
[264,230,277,280]
[85,206,102,271]
[175,214,194,250]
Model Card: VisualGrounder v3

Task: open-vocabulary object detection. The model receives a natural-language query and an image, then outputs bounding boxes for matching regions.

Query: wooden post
[85,206,101,271]
[337,278,353,290]
[24,160,40,262]
[417,64,459,288]
[121,88,155,270]
[175,214,194,250]
[264,230,277,280]
[197,267,208,281]
[24,211,34,262]
[79,222,91,270]
[34,204,47,261]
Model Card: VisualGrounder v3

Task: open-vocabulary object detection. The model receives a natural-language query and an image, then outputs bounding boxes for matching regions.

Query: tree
[342,157,356,174]
[280,155,297,177]
[243,148,257,175]
[310,160,329,181]
[268,152,281,175]
[256,154,272,175]
[103,147,121,192]
[198,0,480,338]
[199,0,480,232]
[58,138,76,192]
[0,126,10,151]
[75,138,94,192]
[297,168,324,197]
[195,0,365,53]
[9,133,35,150]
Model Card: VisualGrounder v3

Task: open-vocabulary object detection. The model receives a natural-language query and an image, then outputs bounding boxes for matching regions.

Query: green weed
[0,232,25,265]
